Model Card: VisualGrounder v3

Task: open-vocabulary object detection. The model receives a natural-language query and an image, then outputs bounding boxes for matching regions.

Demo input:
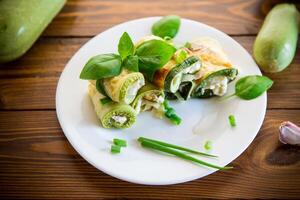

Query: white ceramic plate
[56,17,266,185]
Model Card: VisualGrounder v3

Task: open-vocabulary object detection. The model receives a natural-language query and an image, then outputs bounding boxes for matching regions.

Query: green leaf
[118,32,134,60]
[174,49,188,64]
[235,75,273,100]
[152,15,181,38]
[123,55,139,72]
[80,54,122,80]
[135,39,176,80]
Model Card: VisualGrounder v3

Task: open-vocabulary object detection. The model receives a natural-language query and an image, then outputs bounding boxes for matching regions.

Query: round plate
[56,17,266,185]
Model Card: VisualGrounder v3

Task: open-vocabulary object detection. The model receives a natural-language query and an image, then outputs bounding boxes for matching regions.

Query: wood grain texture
[0,37,299,110]
[44,0,263,36]
[0,110,299,199]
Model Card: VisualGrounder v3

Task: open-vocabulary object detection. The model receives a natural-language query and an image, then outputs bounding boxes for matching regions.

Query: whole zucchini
[253,3,299,73]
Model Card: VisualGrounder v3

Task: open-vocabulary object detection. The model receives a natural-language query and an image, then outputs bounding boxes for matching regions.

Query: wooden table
[0,0,299,199]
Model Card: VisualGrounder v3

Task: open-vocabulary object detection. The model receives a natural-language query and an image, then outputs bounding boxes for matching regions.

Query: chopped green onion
[163,100,182,125]
[137,138,231,170]
[204,140,213,151]
[113,138,127,147]
[111,145,121,154]
[100,97,112,105]
[228,115,236,127]
[184,42,192,49]
[138,137,217,157]
[174,49,188,64]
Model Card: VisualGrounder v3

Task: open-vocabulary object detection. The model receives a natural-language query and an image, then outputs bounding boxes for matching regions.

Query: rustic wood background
[0,0,299,199]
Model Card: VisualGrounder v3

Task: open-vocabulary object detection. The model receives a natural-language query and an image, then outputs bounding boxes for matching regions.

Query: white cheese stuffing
[183,61,201,74]
[204,76,228,96]
[125,79,144,104]
[111,116,127,124]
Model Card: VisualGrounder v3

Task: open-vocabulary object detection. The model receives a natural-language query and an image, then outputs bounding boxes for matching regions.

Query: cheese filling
[136,94,164,113]
[111,116,127,124]
[125,79,144,104]
[203,76,228,96]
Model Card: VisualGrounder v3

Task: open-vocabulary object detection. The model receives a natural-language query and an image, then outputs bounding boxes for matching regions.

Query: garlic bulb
[279,121,300,145]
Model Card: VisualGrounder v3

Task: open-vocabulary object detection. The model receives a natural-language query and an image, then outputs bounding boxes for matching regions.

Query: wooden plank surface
[0,110,299,199]
[0,37,299,110]
[44,0,263,37]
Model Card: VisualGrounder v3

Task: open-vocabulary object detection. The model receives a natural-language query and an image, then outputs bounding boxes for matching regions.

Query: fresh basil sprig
[136,39,176,80]
[123,55,139,72]
[152,15,181,38]
[79,54,122,80]
[224,75,273,100]
[118,32,134,60]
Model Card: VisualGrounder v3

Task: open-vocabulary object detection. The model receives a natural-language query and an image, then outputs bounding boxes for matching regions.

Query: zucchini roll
[188,37,238,98]
[88,84,136,129]
[153,53,201,100]
[131,83,165,114]
[101,69,145,104]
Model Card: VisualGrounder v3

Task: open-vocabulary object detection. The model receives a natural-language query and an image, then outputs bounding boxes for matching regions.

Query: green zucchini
[253,3,299,73]
[164,56,200,93]
[0,0,66,63]
[192,68,238,98]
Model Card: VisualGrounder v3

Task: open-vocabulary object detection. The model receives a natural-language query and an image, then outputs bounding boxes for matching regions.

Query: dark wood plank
[0,36,299,110]
[44,0,263,36]
[0,110,299,199]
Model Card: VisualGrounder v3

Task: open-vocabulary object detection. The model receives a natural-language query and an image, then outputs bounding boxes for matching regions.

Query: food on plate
[101,69,145,104]
[187,37,238,98]
[253,4,299,73]
[228,115,236,127]
[88,84,136,128]
[131,83,165,114]
[151,15,181,39]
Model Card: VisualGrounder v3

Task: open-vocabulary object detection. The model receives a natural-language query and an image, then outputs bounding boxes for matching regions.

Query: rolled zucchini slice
[131,83,164,114]
[192,68,238,98]
[88,84,136,129]
[154,54,201,94]
[102,69,145,104]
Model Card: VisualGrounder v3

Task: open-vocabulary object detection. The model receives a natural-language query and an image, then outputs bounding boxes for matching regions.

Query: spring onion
[111,145,121,154]
[138,137,231,170]
[204,140,213,151]
[138,137,217,157]
[163,100,182,125]
[113,138,127,147]
[228,115,236,127]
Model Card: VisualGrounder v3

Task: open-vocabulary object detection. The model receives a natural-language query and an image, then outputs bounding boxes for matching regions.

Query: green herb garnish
[139,137,216,157]
[138,137,231,170]
[122,55,139,72]
[204,141,213,151]
[163,100,182,125]
[118,32,135,60]
[152,15,181,38]
[228,115,236,127]
[184,42,192,49]
[113,138,127,147]
[174,49,188,64]
[79,54,122,80]
[111,145,121,154]
[223,75,273,100]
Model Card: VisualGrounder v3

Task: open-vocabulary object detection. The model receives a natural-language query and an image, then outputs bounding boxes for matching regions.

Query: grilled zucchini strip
[88,84,136,129]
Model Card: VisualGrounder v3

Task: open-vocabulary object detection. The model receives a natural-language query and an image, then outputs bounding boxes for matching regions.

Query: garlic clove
[279,121,300,145]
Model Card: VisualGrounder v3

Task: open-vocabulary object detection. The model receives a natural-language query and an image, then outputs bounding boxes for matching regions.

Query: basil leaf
[118,32,134,60]
[136,39,176,80]
[96,79,109,97]
[152,15,181,38]
[235,75,273,100]
[80,54,122,80]
[123,55,139,72]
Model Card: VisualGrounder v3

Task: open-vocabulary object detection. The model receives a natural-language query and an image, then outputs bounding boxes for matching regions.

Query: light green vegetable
[113,138,127,147]
[163,100,181,125]
[80,54,122,80]
[138,137,231,170]
[204,141,212,151]
[253,4,299,73]
[111,145,121,154]
[0,0,66,63]
[228,115,236,127]
[152,15,181,38]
